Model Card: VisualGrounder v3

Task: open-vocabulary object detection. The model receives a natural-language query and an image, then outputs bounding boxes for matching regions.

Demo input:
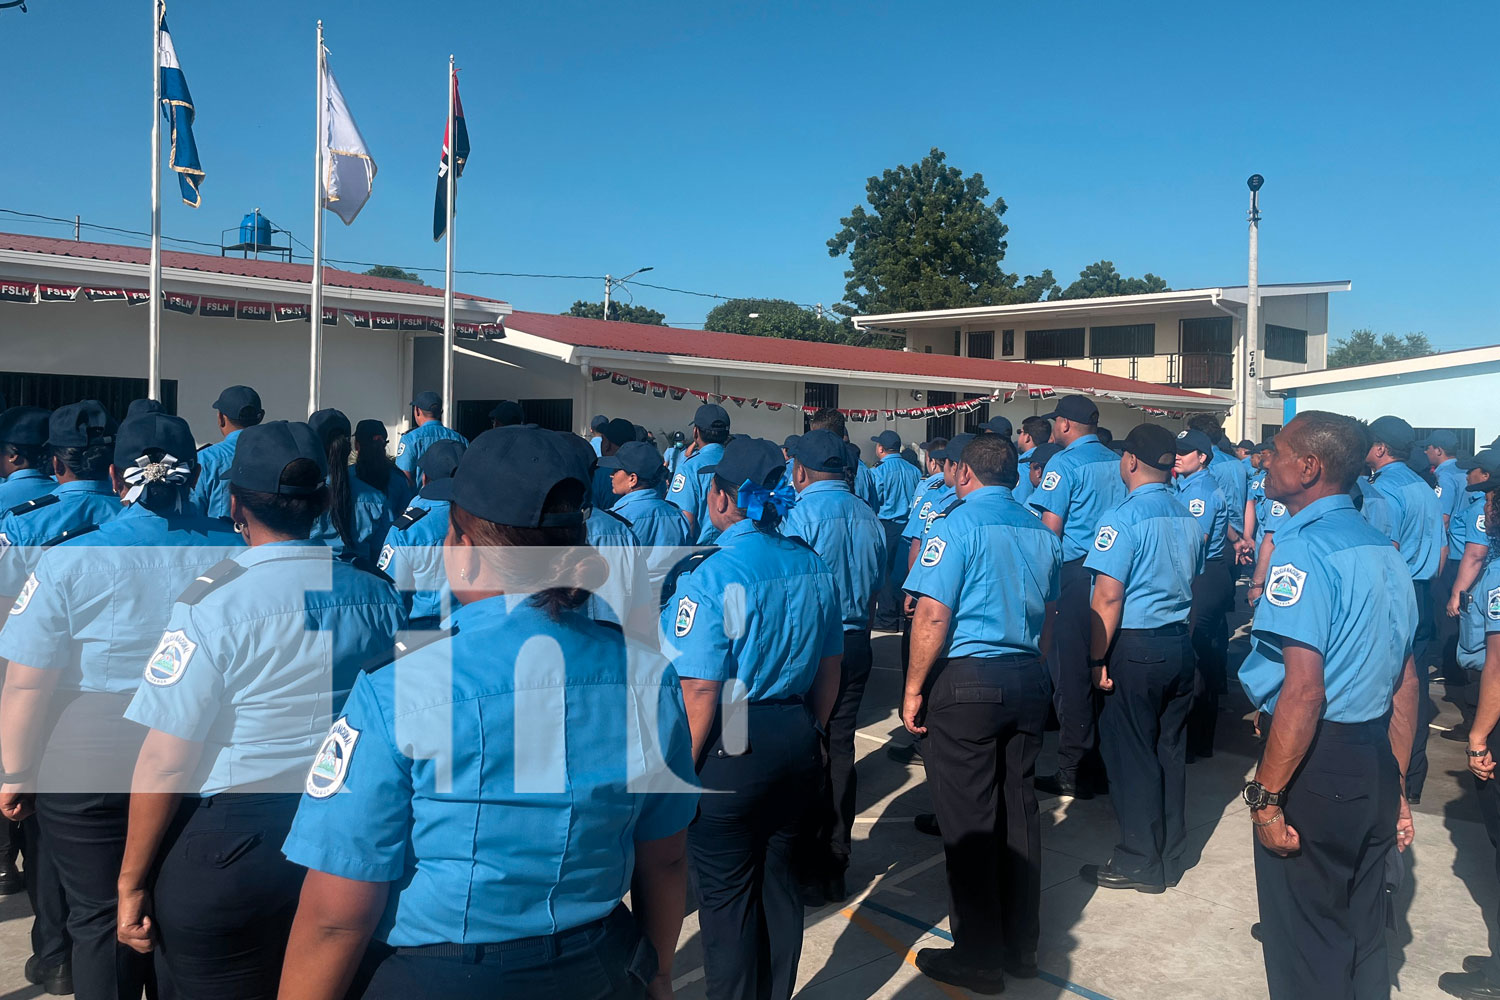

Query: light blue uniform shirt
[1257,496,1291,545]
[611,488,692,590]
[378,471,416,518]
[1435,458,1467,553]
[0,504,244,694]
[1458,554,1500,670]
[587,507,651,639]
[1085,482,1204,628]
[0,468,55,513]
[124,541,406,795]
[903,473,950,541]
[1453,492,1488,553]
[1239,494,1417,723]
[1361,461,1442,581]
[191,430,240,519]
[777,458,794,493]
[282,598,699,946]
[1028,434,1125,562]
[1208,448,1248,533]
[780,480,886,631]
[853,458,880,512]
[312,476,395,566]
[903,486,1062,658]
[377,496,453,624]
[0,480,122,596]
[1014,448,1037,507]
[1174,468,1229,561]
[871,454,920,522]
[394,422,467,484]
[666,442,724,545]
[661,520,842,702]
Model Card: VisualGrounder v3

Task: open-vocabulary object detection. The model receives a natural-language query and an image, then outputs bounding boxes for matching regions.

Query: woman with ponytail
[280,426,698,1000]
[309,409,394,565]
[354,419,414,515]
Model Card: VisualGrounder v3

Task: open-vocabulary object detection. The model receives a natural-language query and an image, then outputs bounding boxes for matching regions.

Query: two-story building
[851,281,1350,442]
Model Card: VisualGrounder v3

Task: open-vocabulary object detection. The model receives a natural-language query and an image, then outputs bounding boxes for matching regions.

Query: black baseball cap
[488,400,525,426]
[308,408,352,446]
[590,414,609,432]
[48,400,117,449]
[437,426,589,528]
[1369,415,1415,453]
[670,430,685,446]
[598,440,666,479]
[979,415,1013,437]
[1461,450,1500,491]
[417,439,467,494]
[782,434,801,456]
[354,419,387,445]
[871,429,902,450]
[212,385,264,425]
[1237,438,1256,451]
[1040,394,1099,425]
[693,403,731,431]
[126,398,165,420]
[411,390,443,412]
[115,413,196,468]
[1257,438,1276,453]
[796,429,849,473]
[1121,423,1177,471]
[221,420,327,495]
[1029,442,1063,469]
[922,437,948,454]
[0,406,50,447]
[1420,429,1460,453]
[1175,429,1215,457]
[931,432,976,462]
[600,417,636,448]
[701,436,784,490]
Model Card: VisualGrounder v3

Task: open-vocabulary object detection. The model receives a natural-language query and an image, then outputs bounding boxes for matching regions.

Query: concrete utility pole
[1241,174,1263,441]
[602,266,653,321]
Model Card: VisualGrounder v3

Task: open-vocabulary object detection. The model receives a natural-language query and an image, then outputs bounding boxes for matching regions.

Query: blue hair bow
[737,479,797,521]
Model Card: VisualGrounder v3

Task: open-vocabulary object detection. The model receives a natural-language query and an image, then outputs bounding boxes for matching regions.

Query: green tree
[828,147,1043,317]
[1326,329,1435,368]
[1056,260,1169,299]
[565,300,667,325]
[702,298,900,348]
[362,264,424,285]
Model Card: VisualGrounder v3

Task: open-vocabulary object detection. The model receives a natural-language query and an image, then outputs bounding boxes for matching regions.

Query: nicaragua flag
[432,74,469,242]
[157,3,204,208]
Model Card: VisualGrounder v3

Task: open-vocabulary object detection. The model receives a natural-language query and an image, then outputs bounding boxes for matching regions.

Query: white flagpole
[309,20,325,416]
[148,0,163,401]
[441,54,456,415]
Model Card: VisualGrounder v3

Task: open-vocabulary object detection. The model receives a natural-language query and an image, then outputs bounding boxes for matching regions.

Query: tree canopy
[1327,329,1435,368]
[1055,260,1170,299]
[362,264,424,285]
[701,298,900,349]
[565,300,667,325]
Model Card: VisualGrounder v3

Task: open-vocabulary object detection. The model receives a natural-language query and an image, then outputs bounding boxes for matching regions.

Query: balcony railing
[1173,352,1233,389]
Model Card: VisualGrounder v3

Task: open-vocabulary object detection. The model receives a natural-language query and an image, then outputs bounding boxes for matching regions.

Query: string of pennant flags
[590,366,1207,421]
[0,277,504,338]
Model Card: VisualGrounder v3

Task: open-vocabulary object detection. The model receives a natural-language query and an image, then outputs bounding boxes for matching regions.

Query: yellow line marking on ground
[840,905,968,999]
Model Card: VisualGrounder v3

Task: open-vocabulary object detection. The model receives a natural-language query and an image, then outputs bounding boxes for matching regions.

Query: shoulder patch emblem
[1434,486,1443,498]
[1266,563,1307,608]
[395,440,406,457]
[920,536,946,567]
[674,595,699,637]
[1041,470,1061,492]
[306,717,361,799]
[9,573,38,616]
[144,629,197,687]
[1270,501,1287,517]
[918,501,933,520]
[1488,587,1500,622]
[0,532,9,558]
[1094,525,1118,551]
[1188,498,1206,517]
[376,544,395,571]
[670,473,687,494]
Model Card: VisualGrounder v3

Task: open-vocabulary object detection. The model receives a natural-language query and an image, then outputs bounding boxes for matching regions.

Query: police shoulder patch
[1479,513,1488,533]
[674,594,699,637]
[1265,563,1308,607]
[1488,586,1500,622]
[144,629,197,687]
[919,535,946,567]
[1188,498,1206,517]
[10,573,39,616]
[306,717,361,799]
[376,544,395,571]
[1040,470,1062,492]
[670,473,687,494]
[1435,486,1443,498]
[1094,525,1118,551]
[1270,501,1287,517]
[395,440,406,457]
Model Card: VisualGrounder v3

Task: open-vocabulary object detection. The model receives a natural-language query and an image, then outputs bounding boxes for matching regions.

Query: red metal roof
[0,231,506,305]
[506,311,1220,402]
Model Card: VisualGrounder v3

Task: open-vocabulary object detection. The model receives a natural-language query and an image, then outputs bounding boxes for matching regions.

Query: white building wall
[1284,362,1500,447]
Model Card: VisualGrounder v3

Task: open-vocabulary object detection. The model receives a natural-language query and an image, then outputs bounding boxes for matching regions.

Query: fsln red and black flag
[433,74,470,242]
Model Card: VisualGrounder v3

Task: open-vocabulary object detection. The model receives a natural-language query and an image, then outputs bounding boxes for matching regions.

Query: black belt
[949,652,1038,667]
[751,696,805,707]
[1204,554,1229,565]
[394,906,621,959]
[1260,714,1388,745]
[1119,623,1189,637]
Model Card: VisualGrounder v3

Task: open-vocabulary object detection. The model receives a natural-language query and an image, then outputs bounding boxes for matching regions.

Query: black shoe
[1079,863,1165,894]
[1439,970,1500,999]
[1002,951,1039,979]
[0,861,23,896]
[1036,773,1092,799]
[824,871,848,903]
[914,813,941,837]
[886,742,925,766]
[798,880,827,908]
[25,957,73,996]
[1408,793,1422,806]
[914,948,1006,994]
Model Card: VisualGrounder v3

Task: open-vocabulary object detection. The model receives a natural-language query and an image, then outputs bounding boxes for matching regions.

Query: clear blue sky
[2,0,1495,347]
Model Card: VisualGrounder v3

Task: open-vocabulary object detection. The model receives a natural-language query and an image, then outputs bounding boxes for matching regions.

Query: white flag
[319,52,376,225]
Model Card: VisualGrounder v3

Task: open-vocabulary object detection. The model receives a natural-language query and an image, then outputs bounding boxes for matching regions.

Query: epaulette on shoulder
[176,558,247,605]
[659,549,718,610]
[783,533,815,552]
[393,626,454,661]
[602,507,632,527]
[337,552,394,585]
[197,441,211,452]
[929,498,965,521]
[42,523,99,549]
[393,506,430,532]
[8,494,59,518]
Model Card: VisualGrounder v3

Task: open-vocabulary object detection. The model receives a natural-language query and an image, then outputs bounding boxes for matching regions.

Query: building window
[1002,330,1015,356]
[962,393,990,433]
[1024,327,1085,361]
[1180,316,1233,354]
[1414,426,1476,457]
[968,331,994,359]
[926,390,956,440]
[1089,323,1155,358]
[804,381,839,431]
[953,331,962,356]
[0,371,179,422]
[456,398,571,439]
[1265,324,1308,363]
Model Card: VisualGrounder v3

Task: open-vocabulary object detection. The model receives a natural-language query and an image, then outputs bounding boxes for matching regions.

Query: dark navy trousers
[1047,558,1100,784]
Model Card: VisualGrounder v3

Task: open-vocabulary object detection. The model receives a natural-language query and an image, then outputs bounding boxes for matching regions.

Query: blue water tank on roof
[239,213,272,248]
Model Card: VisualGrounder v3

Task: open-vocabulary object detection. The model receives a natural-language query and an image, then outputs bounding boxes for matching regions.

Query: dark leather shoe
[1442,728,1473,743]
[914,813,941,837]
[24,957,73,996]
[1439,970,1500,999]
[1002,951,1039,979]
[1036,773,1092,799]
[914,948,1006,994]
[0,861,23,896]
[823,871,848,903]
[887,742,925,766]
[798,880,827,908]
[1079,863,1165,894]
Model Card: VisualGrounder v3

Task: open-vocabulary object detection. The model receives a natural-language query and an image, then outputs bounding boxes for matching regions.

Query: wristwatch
[1087,656,1109,668]
[1243,780,1285,810]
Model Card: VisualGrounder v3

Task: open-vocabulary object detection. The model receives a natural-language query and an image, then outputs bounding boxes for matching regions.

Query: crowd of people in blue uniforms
[0,376,1496,1000]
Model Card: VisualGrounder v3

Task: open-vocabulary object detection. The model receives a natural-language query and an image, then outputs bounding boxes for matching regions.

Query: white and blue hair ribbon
[122,452,193,508]
[737,479,797,522]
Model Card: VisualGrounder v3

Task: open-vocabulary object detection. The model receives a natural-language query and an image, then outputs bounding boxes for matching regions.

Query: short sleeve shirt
[1174,468,1229,561]
[1085,483,1204,628]
[666,443,724,545]
[779,480,886,631]
[394,423,468,484]
[1027,435,1126,561]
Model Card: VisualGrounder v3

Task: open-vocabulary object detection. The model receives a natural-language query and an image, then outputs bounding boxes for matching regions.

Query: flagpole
[441,54,456,415]
[148,0,162,402]
[309,19,325,416]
